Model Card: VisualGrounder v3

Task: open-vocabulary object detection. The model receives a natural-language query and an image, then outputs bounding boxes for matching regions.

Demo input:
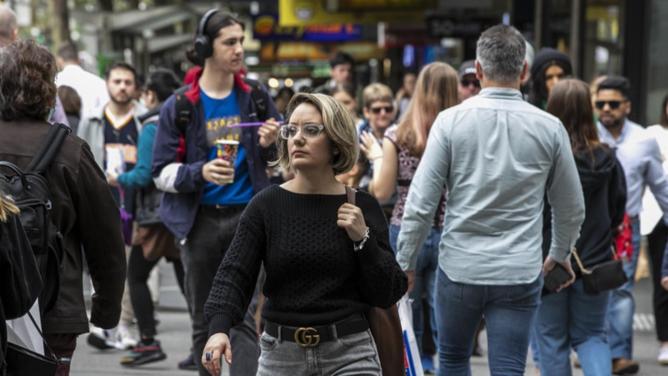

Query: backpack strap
[26,123,71,174]
[243,78,268,121]
[174,86,193,136]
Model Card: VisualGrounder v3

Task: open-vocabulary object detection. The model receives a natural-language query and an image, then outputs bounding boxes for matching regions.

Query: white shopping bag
[6,300,44,355]
[398,295,423,376]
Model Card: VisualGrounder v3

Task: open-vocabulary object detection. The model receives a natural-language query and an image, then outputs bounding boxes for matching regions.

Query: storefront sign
[279,0,423,26]
[254,14,362,42]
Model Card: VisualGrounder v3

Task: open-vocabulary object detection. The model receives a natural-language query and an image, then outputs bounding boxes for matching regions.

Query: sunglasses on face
[594,100,625,110]
[279,124,325,140]
[461,78,480,88]
[369,105,394,114]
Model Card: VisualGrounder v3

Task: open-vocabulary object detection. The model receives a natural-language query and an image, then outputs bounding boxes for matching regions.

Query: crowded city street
[2,1,668,376]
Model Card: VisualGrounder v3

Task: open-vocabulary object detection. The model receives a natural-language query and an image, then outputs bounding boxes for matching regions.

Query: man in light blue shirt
[396,24,585,376]
[596,76,668,374]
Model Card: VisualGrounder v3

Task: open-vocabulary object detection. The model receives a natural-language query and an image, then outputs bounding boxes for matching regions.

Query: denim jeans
[435,268,542,376]
[389,224,440,353]
[184,206,260,376]
[536,279,611,376]
[606,216,640,360]
[256,329,381,375]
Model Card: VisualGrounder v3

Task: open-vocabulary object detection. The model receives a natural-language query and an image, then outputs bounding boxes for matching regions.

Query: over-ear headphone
[194,9,218,61]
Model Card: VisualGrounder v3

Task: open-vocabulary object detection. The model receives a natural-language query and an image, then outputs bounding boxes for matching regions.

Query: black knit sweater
[204,185,407,335]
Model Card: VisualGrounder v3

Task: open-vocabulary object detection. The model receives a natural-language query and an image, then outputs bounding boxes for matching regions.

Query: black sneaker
[87,329,115,350]
[178,352,198,371]
[120,340,167,367]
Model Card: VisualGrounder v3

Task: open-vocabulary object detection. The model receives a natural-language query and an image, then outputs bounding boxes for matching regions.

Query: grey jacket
[77,101,147,169]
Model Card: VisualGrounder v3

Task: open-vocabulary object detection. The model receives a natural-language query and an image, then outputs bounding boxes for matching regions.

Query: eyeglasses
[369,105,394,114]
[279,124,325,140]
[594,100,625,110]
[461,78,480,88]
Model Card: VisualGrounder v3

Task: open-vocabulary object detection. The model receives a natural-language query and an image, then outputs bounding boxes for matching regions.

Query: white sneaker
[115,324,138,350]
[86,326,116,350]
[659,345,668,366]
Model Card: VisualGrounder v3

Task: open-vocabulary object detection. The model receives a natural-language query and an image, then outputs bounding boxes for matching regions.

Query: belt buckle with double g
[294,327,320,347]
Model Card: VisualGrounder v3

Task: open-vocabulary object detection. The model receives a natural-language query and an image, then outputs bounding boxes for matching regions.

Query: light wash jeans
[256,329,381,375]
[536,279,611,376]
[389,224,440,353]
[435,268,542,376]
[606,216,640,359]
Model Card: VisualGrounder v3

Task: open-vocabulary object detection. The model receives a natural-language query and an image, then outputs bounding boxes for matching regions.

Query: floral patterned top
[384,124,446,227]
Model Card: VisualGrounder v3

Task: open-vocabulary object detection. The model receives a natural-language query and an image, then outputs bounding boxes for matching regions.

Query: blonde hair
[362,83,393,108]
[396,62,459,156]
[274,93,358,175]
[0,194,19,223]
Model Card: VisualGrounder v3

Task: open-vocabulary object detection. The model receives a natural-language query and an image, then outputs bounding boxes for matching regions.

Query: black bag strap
[26,311,59,362]
[174,86,192,136]
[26,123,71,174]
[243,78,268,121]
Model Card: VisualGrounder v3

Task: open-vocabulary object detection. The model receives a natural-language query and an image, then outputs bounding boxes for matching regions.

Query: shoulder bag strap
[571,248,591,275]
[345,186,356,205]
[27,311,59,362]
[26,123,71,174]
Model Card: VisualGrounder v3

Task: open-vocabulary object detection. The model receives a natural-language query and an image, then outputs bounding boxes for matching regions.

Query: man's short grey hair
[0,5,17,42]
[476,24,526,83]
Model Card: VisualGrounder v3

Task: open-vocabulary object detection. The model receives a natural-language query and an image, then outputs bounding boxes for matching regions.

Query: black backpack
[0,123,71,316]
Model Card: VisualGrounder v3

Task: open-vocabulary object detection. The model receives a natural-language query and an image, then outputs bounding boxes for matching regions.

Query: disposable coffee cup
[215,139,239,163]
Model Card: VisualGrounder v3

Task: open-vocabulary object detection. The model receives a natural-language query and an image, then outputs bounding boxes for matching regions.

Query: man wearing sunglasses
[596,76,668,375]
[457,60,481,102]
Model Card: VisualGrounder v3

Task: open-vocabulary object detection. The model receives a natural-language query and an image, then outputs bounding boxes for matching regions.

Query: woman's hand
[337,203,368,242]
[201,333,232,375]
[359,132,383,162]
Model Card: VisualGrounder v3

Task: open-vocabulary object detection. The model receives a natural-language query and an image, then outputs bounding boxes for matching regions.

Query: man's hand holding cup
[202,139,239,186]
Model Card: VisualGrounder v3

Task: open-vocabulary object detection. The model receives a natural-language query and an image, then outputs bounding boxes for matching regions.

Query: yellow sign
[279,0,423,26]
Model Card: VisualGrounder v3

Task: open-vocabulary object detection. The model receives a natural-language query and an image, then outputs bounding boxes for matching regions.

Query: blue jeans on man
[435,268,542,376]
[606,216,640,360]
[389,224,440,353]
[536,279,611,376]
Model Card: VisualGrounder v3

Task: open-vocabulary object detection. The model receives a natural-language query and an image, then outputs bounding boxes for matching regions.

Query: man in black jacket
[0,40,126,376]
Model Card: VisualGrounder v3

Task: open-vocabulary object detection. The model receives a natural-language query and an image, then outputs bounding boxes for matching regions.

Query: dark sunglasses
[595,100,625,110]
[370,105,394,114]
[461,78,480,88]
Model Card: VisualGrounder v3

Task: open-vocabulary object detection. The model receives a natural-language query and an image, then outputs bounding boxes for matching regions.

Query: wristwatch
[353,227,370,252]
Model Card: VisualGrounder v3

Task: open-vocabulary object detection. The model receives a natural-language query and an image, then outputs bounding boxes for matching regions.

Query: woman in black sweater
[201,93,407,375]
[535,79,626,376]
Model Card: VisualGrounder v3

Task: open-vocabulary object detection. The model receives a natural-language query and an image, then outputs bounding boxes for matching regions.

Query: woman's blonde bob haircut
[274,93,358,175]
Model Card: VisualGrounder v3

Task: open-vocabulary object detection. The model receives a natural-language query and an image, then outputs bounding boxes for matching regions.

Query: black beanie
[531,48,572,78]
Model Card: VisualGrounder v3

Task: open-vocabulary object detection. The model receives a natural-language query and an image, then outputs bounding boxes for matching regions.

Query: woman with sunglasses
[359,62,458,370]
[201,93,407,376]
[535,79,626,376]
[357,83,396,192]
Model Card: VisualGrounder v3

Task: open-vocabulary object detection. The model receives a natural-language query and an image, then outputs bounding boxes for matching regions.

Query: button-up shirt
[397,88,585,285]
[598,119,668,223]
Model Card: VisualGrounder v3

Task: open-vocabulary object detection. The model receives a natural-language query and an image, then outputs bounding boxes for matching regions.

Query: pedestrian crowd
[2,4,668,376]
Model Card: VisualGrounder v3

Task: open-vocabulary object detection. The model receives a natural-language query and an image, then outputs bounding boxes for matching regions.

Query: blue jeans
[256,329,381,375]
[606,216,640,360]
[536,279,611,376]
[435,269,542,376]
[389,224,440,354]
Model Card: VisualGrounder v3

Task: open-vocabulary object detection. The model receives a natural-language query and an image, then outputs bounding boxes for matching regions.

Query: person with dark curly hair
[0,39,126,376]
[528,48,573,109]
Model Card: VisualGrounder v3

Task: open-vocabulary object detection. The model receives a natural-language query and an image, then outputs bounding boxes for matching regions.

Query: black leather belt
[264,315,369,348]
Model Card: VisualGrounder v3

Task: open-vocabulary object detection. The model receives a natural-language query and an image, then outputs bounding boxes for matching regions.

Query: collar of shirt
[477,87,524,100]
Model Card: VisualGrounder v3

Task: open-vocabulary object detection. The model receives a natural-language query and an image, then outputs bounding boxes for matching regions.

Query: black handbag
[572,247,628,295]
[5,312,59,376]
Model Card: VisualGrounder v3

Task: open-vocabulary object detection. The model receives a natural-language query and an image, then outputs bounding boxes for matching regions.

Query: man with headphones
[152,9,281,376]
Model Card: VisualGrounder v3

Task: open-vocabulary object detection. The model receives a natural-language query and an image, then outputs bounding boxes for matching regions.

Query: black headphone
[194,9,219,61]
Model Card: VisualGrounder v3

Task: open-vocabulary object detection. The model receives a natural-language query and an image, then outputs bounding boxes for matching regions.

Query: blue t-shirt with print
[200,89,253,205]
